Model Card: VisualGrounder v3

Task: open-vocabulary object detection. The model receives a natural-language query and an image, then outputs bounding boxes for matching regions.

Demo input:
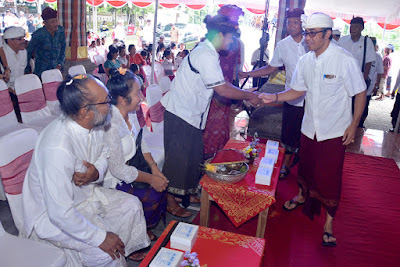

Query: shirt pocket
[321,76,342,98]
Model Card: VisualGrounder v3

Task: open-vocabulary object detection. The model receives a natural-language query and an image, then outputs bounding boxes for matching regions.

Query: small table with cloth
[140,220,266,267]
[199,139,284,238]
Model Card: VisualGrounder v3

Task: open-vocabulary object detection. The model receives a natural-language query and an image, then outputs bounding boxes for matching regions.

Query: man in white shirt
[0,26,27,122]
[260,13,366,247]
[22,75,150,266]
[331,29,340,45]
[161,14,261,217]
[338,16,375,127]
[241,8,308,180]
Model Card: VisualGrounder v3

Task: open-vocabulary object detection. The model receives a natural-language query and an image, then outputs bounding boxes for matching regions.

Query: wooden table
[139,220,266,267]
[199,139,284,238]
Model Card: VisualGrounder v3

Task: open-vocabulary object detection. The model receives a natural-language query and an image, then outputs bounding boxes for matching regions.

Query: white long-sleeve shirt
[22,115,109,247]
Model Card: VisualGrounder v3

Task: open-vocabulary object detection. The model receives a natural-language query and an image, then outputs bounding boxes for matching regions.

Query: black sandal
[322,232,337,247]
[282,198,305,212]
[279,166,290,179]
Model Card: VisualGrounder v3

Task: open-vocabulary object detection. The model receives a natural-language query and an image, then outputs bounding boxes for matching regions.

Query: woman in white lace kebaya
[103,69,168,244]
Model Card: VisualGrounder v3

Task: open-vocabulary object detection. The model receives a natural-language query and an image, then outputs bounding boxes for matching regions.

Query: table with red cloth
[199,139,284,238]
[140,220,265,267]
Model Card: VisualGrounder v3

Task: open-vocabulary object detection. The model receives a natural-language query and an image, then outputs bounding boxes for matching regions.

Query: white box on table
[149,247,184,267]
[265,148,279,163]
[259,157,275,168]
[170,222,199,252]
[266,140,279,150]
[255,166,273,186]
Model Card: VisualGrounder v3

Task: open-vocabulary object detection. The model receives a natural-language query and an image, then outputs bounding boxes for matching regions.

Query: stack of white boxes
[255,140,280,186]
[150,222,199,267]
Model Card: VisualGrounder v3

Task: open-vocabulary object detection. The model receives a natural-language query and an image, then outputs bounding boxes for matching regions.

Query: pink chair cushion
[18,88,47,113]
[42,81,61,101]
[0,90,14,117]
[0,150,33,195]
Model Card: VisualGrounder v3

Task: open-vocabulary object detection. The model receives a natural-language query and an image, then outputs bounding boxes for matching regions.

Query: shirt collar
[4,43,22,55]
[203,39,218,55]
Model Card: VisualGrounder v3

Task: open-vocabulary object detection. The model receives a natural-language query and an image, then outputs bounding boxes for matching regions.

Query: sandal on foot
[147,230,158,241]
[322,232,337,247]
[167,205,192,218]
[128,246,151,261]
[175,196,201,204]
[282,198,305,212]
[279,166,290,179]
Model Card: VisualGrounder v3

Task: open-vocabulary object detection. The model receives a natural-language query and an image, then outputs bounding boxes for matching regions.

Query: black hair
[106,68,137,105]
[181,49,189,56]
[322,28,333,40]
[128,44,135,52]
[163,49,171,59]
[129,63,139,74]
[57,74,95,118]
[350,17,364,27]
[140,50,148,57]
[118,46,126,53]
[157,43,165,53]
[107,45,119,60]
[170,42,176,49]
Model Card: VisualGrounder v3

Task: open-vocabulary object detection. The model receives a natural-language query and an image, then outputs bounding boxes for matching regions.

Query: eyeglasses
[302,30,324,38]
[11,37,25,41]
[86,96,112,107]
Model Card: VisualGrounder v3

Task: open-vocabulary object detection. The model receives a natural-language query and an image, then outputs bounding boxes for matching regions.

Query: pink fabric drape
[145,101,165,131]
[42,81,61,101]
[0,150,33,195]
[0,90,14,117]
[18,89,47,113]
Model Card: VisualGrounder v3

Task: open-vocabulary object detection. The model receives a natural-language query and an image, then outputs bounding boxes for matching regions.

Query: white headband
[301,13,333,29]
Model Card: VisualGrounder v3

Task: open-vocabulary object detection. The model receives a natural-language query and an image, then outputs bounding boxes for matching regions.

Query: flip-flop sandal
[282,198,305,212]
[279,166,290,179]
[175,196,201,203]
[322,232,337,247]
[167,205,192,218]
[147,230,158,241]
[128,245,151,261]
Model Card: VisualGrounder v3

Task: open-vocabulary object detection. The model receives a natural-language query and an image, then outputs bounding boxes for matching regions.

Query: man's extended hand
[238,71,249,79]
[342,123,357,146]
[99,232,125,260]
[258,93,277,104]
[73,161,99,186]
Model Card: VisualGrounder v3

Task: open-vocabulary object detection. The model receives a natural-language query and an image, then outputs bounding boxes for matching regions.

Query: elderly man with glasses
[260,13,366,247]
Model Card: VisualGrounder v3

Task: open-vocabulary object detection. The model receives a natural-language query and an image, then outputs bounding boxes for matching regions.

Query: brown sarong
[298,134,345,219]
[281,102,304,153]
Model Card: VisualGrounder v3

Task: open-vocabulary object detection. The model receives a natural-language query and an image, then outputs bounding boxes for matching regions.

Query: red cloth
[140,220,265,267]
[0,150,33,195]
[0,90,14,117]
[200,139,284,227]
[144,101,165,132]
[129,53,145,66]
[298,134,345,218]
[17,88,47,113]
[42,81,61,101]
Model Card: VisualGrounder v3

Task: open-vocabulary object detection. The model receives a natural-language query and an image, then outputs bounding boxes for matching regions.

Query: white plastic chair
[153,62,165,84]
[0,222,66,267]
[14,74,56,132]
[159,76,172,95]
[142,65,154,86]
[0,79,20,130]
[68,64,87,77]
[41,69,63,116]
[0,128,38,232]
[142,84,165,169]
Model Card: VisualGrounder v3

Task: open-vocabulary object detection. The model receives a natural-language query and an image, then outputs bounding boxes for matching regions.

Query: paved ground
[365,95,396,131]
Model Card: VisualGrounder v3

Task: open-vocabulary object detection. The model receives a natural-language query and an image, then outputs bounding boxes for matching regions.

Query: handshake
[246,88,279,107]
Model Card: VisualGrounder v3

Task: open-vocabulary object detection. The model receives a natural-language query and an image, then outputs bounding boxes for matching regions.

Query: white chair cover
[14,74,54,128]
[153,62,165,84]
[0,221,67,266]
[68,65,87,77]
[0,129,38,232]
[41,69,63,116]
[159,76,172,95]
[142,84,165,169]
[0,80,19,130]
[142,65,154,86]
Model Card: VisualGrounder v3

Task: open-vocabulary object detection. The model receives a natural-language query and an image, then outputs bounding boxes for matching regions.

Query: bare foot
[283,195,305,211]
[147,230,157,241]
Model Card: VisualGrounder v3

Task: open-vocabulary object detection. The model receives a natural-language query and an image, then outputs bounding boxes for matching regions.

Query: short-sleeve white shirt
[269,35,308,106]
[367,51,384,95]
[290,43,366,141]
[338,35,376,71]
[161,39,225,130]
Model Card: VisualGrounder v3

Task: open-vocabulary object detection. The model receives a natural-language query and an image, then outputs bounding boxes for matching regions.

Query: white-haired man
[260,12,366,247]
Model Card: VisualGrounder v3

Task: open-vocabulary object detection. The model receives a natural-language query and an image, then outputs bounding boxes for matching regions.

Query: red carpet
[193,152,400,267]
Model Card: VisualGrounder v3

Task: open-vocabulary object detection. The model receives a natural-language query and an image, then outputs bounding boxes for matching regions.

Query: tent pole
[381,21,387,45]
[150,0,159,85]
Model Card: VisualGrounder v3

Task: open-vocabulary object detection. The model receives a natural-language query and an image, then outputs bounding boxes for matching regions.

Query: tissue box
[255,166,273,186]
[170,222,199,252]
[259,157,275,168]
[149,248,184,267]
[266,140,279,150]
[265,148,279,163]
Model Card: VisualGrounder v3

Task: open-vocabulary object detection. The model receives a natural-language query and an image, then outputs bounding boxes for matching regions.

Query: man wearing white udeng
[22,75,150,266]
[260,13,366,247]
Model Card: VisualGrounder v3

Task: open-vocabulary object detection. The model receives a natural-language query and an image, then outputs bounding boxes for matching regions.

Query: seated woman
[117,45,129,68]
[104,45,121,76]
[129,63,145,93]
[162,49,175,80]
[104,68,169,242]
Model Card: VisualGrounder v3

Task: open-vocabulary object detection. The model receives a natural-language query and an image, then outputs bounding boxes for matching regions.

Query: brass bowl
[204,158,249,184]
